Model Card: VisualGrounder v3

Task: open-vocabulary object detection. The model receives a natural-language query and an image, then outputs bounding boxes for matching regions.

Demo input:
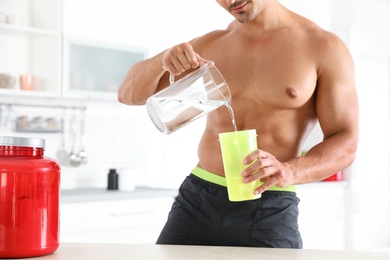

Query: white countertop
[11,243,390,260]
[60,182,346,204]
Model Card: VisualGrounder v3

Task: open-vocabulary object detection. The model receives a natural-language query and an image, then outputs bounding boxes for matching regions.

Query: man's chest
[212,48,318,109]
[201,30,319,109]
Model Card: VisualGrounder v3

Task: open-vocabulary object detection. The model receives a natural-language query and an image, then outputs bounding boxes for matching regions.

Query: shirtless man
[118,0,358,248]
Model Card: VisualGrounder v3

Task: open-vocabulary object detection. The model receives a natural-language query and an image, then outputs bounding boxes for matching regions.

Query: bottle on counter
[0,136,60,258]
[107,168,119,190]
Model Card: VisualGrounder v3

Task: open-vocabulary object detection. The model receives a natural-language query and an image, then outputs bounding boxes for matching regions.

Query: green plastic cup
[219,129,261,202]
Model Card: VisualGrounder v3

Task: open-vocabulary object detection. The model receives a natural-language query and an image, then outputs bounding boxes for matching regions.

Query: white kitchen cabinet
[297,182,347,250]
[61,0,151,100]
[0,0,149,100]
[85,197,172,232]
[60,203,87,242]
[0,0,62,97]
[61,184,348,247]
[62,38,147,100]
[60,196,174,244]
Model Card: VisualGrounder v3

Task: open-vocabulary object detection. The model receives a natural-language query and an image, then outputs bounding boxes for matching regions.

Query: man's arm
[293,32,359,183]
[242,32,359,194]
[118,42,203,105]
[117,52,168,105]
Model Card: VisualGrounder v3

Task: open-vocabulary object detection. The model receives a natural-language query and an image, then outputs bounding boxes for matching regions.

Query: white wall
[63,0,232,56]
[282,0,390,251]
[347,0,390,251]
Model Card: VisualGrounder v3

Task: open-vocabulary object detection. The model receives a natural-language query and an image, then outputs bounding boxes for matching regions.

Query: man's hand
[161,42,212,76]
[241,149,294,195]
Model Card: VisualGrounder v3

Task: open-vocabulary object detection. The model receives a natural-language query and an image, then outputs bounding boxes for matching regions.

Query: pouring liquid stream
[225,102,238,132]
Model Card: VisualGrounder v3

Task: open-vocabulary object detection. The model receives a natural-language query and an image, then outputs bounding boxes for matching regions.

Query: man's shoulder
[189,28,231,53]
[306,27,347,56]
[294,16,344,49]
[191,28,230,43]
[285,16,346,58]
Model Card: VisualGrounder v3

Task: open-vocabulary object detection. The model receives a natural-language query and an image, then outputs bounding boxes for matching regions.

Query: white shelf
[0,0,62,98]
[0,23,60,37]
[0,88,59,98]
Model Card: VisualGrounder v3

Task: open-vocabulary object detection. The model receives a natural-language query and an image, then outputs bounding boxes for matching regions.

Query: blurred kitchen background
[0,0,389,252]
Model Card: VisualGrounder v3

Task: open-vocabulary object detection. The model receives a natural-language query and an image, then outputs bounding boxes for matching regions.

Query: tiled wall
[0,97,203,190]
[0,99,142,189]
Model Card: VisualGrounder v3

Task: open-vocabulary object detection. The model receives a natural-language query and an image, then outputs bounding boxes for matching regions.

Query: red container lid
[0,136,45,147]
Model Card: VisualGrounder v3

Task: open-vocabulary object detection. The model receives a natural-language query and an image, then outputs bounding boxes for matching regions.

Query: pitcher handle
[169,60,211,84]
[169,74,176,85]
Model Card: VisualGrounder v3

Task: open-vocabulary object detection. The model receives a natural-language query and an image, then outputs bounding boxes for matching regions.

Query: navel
[285,87,298,98]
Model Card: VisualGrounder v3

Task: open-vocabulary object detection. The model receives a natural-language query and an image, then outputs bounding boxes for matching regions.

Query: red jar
[0,136,60,258]
[322,170,343,182]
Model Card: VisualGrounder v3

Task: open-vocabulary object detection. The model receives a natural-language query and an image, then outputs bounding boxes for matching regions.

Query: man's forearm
[289,130,358,184]
[118,53,166,105]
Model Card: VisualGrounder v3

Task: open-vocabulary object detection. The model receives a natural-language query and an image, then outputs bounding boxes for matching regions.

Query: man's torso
[192,18,326,176]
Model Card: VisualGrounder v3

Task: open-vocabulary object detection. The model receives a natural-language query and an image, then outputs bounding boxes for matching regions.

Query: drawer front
[60,203,87,234]
[85,197,173,231]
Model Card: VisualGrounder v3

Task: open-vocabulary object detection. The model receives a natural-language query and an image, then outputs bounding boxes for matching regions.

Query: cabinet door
[60,197,174,244]
[60,203,87,242]
[297,184,346,250]
[62,38,147,100]
[62,0,148,100]
[85,197,172,232]
[83,197,173,244]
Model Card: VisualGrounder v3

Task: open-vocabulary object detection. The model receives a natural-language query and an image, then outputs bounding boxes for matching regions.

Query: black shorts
[156,173,302,248]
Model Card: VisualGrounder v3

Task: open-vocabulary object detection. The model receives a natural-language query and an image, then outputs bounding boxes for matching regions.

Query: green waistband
[192,166,296,192]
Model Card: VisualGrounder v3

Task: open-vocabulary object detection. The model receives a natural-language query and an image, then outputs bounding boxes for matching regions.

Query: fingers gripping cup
[146,62,231,134]
[219,129,261,202]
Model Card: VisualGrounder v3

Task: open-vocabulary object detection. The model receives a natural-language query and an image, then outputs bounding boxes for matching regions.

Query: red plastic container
[322,170,343,182]
[0,136,60,258]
